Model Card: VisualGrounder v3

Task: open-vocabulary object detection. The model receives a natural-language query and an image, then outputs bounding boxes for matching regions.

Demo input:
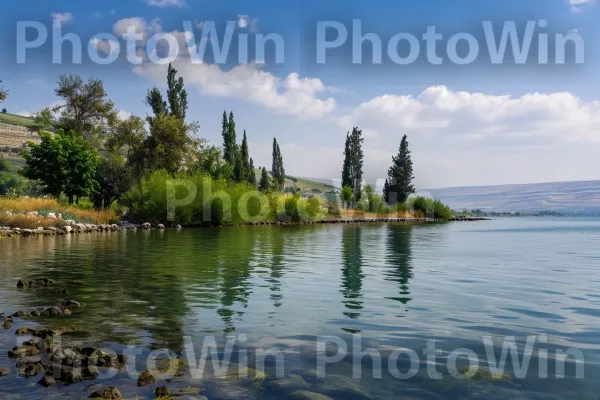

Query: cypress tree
[259,167,271,192]
[341,127,364,206]
[239,130,250,182]
[385,134,415,205]
[341,133,351,188]
[249,158,257,186]
[222,111,237,167]
[272,138,285,191]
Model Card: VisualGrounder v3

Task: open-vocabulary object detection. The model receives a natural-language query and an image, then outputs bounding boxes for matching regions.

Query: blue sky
[1,0,600,189]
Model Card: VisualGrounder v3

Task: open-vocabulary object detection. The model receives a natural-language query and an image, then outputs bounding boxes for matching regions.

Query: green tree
[271,138,285,191]
[384,134,415,205]
[105,115,146,160]
[1,108,6,114]
[92,152,132,209]
[195,145,233,180]
[341,127,364,206]
[0,80,7,103]
[22,129,98,203]
[235,129,250,182]
[51,74,118,144]
[340,186,353,209]
[259,167,271,192]
[248,158,257,186]
[166,63,188,121]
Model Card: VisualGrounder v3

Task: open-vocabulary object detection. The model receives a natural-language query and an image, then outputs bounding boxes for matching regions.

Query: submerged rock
[64,300,82,309]
[290,390,334,400]
[17,361,45,378]
[89,387,123,399]
[314,375,371,399]
[8,345,40,358]
[38,372,56,387]
[156,386,172,397]
[0,368,9,377]
[266,374,311,392]
[138,369,156,386]
[2,319,12,330]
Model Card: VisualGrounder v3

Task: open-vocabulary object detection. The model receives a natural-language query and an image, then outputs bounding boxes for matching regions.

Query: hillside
[0,113,39,151]
[427,180,600,213]
[0,112,35,128]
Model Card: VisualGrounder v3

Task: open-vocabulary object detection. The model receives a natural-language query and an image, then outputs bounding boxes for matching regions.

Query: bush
[122,171,328,225]
[407,196,454,219]
[326,201,342,218]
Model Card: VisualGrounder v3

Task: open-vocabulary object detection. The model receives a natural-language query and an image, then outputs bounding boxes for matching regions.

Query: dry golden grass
[0,197,118,225]
[0,214,63,229]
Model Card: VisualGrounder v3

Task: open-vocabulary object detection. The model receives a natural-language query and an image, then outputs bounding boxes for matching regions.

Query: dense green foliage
[122,170,326,225]
[22,130,98,203]
[384,134,415,204]
[0,80,7,103]
[259,167,271,192]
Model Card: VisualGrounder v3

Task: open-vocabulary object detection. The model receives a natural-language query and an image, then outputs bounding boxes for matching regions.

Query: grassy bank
[0,197,118,228]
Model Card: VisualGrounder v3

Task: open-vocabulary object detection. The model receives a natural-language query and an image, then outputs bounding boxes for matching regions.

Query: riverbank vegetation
[0,67,453,227]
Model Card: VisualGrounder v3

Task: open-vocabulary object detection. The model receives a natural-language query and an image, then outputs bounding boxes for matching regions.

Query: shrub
[407,196,454,219]
[326,201,342,218]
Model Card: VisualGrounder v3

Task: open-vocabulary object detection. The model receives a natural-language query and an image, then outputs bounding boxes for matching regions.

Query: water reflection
[340,226,365,320]
[384,225,414,306]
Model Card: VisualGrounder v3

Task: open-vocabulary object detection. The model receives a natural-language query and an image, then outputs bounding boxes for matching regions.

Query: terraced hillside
[0,113,39,150]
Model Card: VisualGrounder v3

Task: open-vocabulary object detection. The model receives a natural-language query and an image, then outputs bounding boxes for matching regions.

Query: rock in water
[266,374,311,392]
[155,386,172,397]
[290,391,334,400]
[137,369,155,386]
[0,368,9,377]
[89,387,122,399]
[1,319,12,330]
[38,372,55,387]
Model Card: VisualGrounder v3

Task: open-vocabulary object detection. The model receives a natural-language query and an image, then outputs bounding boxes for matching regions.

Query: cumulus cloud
[134,61,336,119]
[143,0,186,7]
[117,110,133,120]
[50,12,73,23]
[341,86,600,146]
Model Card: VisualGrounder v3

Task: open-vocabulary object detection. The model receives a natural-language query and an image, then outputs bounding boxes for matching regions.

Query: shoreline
[0,217,489,238]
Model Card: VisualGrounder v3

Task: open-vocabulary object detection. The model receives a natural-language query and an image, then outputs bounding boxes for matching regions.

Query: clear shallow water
[0,218,599,399]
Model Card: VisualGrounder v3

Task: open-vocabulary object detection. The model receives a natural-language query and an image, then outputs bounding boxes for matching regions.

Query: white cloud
[237,15,249,29]
[113,17,157,39]
[237,15,258,32]
[143,0,185,7]
[50,12,73,23]
[17,111,32,117]
[341,86,600,146]
[570,0,595,12]
[134,61,336,119]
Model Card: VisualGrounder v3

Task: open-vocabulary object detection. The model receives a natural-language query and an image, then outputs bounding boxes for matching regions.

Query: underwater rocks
[89,387,123,399]
[290,390,335,400]
[155,386,172,397]
[2,318,12,330]
[10,299,83,320]
[16,278,55,288]
[137,369,156,386]
[0,368,9,377]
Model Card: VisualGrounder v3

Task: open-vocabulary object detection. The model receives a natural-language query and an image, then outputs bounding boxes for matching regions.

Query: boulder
[89,387,123,399]
[38,372,56,387]
[64,300,82,309]
[141,222,152,230]
[8,345,40,358]
[157,224,166,230]
[17,361,45,378]
[2,319,12,330]
[0,368,9,377]
[63,226,72,233]
[138,369,155,386]
[156,386,172,397]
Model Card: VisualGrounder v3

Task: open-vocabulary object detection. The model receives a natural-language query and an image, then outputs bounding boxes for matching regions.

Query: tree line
[13,64,288,208]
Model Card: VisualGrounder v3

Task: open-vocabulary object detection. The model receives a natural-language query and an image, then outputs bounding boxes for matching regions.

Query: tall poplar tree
[222,111,238,167]
[271,138,285,191]
[341,127,364,206]
[384,134,415,205]
[239,130,250,182]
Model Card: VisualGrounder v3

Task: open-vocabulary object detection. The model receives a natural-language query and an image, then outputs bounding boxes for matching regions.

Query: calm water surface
[1,218,599,399]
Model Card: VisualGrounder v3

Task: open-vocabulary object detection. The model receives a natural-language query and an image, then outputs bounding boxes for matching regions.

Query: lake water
[1,218,599,399]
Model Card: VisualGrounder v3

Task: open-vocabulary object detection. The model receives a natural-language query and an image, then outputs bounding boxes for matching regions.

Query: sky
[1,0,600,189]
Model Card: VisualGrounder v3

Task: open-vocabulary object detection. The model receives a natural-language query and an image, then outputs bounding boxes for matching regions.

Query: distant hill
[427,180,600,213]
[0,112,35,128]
